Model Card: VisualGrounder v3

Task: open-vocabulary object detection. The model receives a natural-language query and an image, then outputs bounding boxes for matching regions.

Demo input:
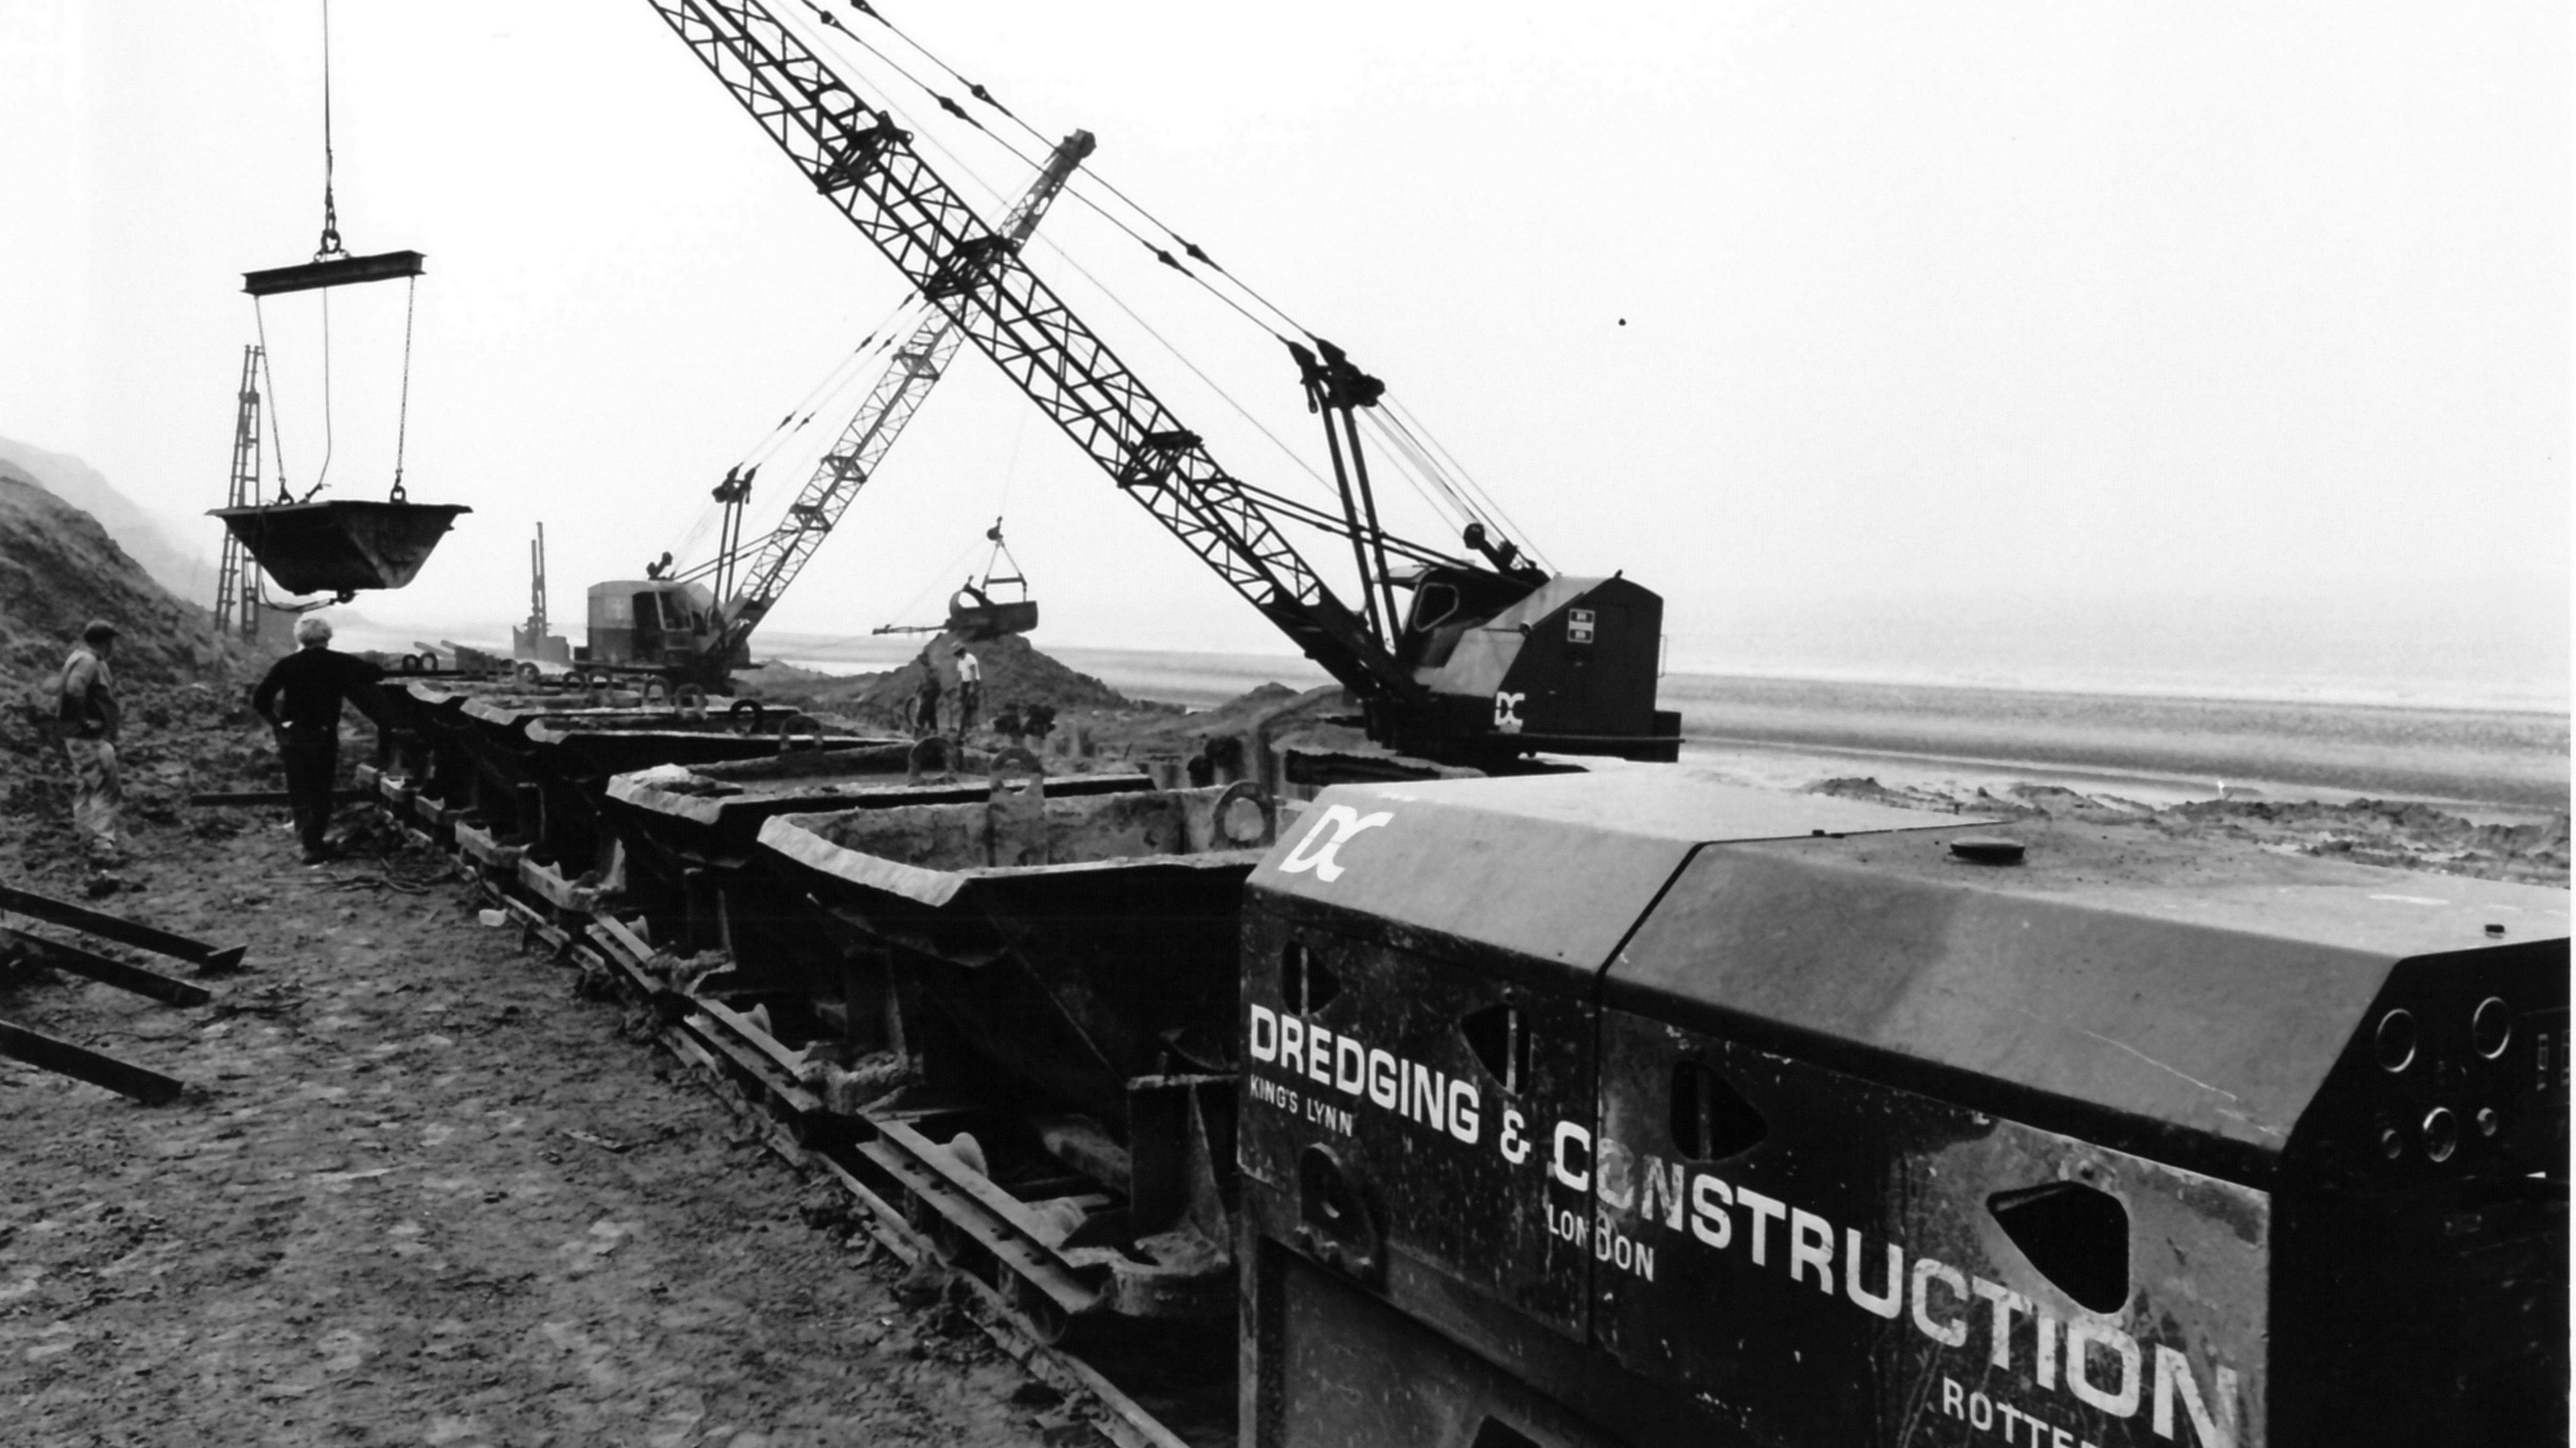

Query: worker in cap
[55,619,124,879]
[951,642,982,736]
[252,614,388,865]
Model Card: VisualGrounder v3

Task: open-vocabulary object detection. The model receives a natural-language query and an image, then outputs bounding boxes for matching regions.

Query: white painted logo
[1493,691,1527,733]
[1277,803,1393,883]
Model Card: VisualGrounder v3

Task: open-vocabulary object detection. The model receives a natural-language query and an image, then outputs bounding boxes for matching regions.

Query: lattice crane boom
[643,0,1419,702]
[704,128,1094,665]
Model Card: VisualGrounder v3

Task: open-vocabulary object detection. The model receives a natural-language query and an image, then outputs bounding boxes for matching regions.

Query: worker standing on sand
[252,616,386,866]
[56,620,124,874]
[953,644,981,736]
[912,649,943,738]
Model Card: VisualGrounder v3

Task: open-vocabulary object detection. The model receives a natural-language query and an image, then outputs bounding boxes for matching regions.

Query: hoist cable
[1361,409,1477,530]
[993,407,1028,520]
[1385,399,1542,566]
[655,291,927,571]
[824,18,1546,569]
[388,274,417,502]
[734,307,914,469]
[252,300,294,502]
[309,288,335,501]
[810,5,1306,343]
[845,1,1315,339]
[880,531,989,630]
[1356,409,1476,538]
[317,0,342,258]
[1018,227,1342,506]
[790,6,1468,577]
[790,7,1314,438]
[1380,398,1550,572]
[779,8,1346,511]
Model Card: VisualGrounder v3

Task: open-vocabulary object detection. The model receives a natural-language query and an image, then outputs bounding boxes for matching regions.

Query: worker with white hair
[251,615,388,865]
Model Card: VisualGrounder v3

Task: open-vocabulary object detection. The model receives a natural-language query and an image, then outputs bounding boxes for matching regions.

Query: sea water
[686,632,2573,815]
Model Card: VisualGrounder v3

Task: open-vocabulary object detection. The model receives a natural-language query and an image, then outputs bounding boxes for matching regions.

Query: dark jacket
[253,647,386,737]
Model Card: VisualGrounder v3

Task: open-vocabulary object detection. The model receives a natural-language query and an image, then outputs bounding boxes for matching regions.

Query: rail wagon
[1237,771,2568,1447]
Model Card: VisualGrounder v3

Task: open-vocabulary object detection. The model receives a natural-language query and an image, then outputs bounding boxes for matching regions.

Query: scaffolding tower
[210,345,265,640]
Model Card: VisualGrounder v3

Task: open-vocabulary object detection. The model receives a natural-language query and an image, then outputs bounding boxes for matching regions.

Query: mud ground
[0,679,2561,1448]
[0,698,1077,1447]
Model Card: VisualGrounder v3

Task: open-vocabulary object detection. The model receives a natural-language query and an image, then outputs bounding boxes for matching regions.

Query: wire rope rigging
[211,0,468,601]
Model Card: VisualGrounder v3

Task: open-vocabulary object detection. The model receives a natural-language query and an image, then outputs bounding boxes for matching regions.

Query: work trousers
[279,729,339,858]
[957,683,980,735]
[61,736,121,863]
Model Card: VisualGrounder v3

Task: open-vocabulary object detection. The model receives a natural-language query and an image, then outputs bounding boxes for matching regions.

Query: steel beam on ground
[0,1019,182,1103]
[0,883,247,973]
[0,928,213,1007]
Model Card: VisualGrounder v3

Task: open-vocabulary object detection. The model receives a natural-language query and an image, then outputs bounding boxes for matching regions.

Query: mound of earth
[0,465,223,683]
[0,434,215,604]
[739,633,1134,728]
[1067,682,1373,762]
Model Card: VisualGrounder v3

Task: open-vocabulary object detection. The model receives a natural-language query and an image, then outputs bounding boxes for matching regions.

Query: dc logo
[1277,803,1393,883]
[1493,691,1526,733]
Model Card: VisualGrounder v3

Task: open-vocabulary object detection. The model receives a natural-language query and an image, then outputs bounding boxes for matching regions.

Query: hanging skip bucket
[209,499,471,595]
[946,596,1039,640]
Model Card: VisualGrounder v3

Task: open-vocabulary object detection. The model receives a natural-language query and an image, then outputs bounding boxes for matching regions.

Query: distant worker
[912,649,943,738]
[54,620,124,874]
[252,616,387,866]
[952,644,981,735]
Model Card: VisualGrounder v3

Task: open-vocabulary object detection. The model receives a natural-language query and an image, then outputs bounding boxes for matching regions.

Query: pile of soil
[1806,776,2571,887]
[737,633,1136,730]
[0,466,227,683]
[0,435,214,605]
[1042,683,1385,774]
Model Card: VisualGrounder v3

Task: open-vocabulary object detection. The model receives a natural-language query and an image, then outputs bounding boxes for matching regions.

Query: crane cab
[1387,566,1680,763]
[582,579,728,672]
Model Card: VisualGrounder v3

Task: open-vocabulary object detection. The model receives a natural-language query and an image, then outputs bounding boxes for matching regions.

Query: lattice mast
[643,0,1435,706]
[529,523,551,641]
[211,345,266,640]
[683,128,1094,667]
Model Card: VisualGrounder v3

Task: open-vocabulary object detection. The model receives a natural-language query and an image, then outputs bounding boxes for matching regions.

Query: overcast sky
[1,1,2564,699]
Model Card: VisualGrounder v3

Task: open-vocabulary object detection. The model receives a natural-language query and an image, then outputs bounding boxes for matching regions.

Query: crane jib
[649,0,1426,708]
[697,121,1086,665]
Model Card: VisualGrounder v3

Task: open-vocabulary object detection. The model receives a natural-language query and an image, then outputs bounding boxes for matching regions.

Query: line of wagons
[361,672,2567,1448]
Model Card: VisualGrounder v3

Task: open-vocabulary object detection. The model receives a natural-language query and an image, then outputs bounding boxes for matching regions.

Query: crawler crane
[579,129,1095,689]
[645,0,1679,764]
